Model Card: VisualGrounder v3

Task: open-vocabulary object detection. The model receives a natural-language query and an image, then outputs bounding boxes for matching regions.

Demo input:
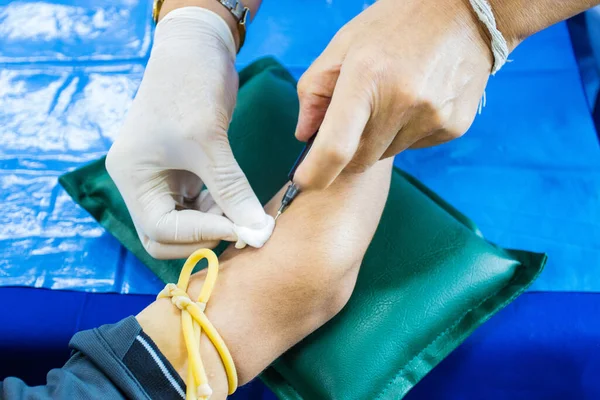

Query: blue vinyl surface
[0,0,599,294]
[1,287,598,399]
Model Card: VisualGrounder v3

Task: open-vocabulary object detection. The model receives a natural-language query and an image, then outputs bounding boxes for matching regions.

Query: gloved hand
[106,7,274,260]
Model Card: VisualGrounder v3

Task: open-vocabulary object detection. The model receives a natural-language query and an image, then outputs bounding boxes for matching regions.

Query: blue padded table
[1,0,599,398]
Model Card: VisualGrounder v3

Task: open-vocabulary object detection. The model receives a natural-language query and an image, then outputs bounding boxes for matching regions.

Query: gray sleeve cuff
[2,316,185,400]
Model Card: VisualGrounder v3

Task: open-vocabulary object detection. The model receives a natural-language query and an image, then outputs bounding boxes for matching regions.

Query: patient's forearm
[137,159,392,398]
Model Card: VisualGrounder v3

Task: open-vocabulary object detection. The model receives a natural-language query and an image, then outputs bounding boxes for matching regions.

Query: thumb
[107,163,237,259]
[195,136,273,247]
[294,58,371,190]
[295,34,348,142]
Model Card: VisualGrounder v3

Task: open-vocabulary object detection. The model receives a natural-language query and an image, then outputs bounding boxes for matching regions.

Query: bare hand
[293,0,493,189]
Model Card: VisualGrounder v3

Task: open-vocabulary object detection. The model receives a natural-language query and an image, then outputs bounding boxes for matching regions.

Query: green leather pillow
[60,57,546,399]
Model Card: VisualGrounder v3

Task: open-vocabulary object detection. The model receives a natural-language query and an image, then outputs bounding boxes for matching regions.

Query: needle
[274,135,317,223]
[274,183,299,223]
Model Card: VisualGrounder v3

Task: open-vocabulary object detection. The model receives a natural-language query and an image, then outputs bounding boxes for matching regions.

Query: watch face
[223,0,241,17]
[222,0,246,21]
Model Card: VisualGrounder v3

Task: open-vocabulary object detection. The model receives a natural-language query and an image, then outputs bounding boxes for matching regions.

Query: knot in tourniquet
[156,249,236,400]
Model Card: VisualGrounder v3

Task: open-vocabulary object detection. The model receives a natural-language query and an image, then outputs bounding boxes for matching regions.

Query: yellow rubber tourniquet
[157,249,237,400]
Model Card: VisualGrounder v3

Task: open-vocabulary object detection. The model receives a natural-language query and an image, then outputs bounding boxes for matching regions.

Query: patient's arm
[137,159,392,398]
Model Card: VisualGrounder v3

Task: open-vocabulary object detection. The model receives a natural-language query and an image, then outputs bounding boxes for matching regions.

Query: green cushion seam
[374,258,544,400]
[100,209,136,247]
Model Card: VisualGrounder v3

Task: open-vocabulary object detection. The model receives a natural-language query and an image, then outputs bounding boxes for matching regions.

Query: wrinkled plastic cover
[0,0,598,294]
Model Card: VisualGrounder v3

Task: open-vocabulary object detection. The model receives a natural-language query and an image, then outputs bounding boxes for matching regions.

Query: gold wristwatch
[152,0,250,50]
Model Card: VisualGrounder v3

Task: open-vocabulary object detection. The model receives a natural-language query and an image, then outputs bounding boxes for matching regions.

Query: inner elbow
[321,260,361,320]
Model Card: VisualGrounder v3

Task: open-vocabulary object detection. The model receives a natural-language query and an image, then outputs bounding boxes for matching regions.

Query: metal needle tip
[274,211,282,222]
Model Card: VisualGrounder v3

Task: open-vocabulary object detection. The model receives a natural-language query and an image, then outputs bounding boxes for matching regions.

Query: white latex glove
[106,7,274,259]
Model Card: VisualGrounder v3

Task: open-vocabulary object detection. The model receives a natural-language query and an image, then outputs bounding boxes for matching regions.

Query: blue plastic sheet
[0,0,599,294]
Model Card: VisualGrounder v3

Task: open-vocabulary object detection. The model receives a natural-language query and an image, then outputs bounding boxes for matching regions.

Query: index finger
[293,64,372,190]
